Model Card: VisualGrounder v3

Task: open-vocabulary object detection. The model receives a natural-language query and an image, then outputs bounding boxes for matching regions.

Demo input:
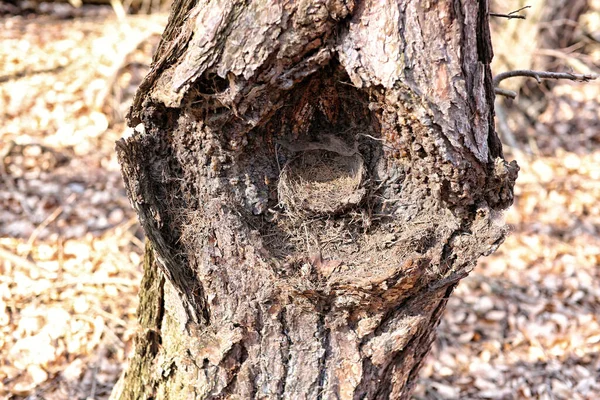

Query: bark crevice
[316,312,331,400]
[278,307,292,398]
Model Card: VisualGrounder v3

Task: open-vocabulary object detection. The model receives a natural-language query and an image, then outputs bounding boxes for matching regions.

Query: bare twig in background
[493,69,598,98]
[494,69,597,87]
[494,87,518,99]
[490,6,531,20]
[534,48,595,75]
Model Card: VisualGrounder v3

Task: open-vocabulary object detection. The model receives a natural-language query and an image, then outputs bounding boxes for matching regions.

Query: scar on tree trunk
[112,0,518,399]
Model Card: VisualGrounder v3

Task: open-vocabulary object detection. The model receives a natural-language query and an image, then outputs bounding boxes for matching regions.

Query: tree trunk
[112,0,518,398]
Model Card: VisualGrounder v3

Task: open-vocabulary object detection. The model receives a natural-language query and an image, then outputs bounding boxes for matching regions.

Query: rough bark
[112,0,518,399]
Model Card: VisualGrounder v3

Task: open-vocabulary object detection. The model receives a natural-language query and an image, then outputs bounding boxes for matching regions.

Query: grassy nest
[278,149,365,218]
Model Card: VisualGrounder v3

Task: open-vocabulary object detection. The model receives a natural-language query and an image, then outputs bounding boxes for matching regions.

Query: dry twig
[493,69,598,98]
[494,87,518,99]
[494,69,597,87]
[490,6,531,20]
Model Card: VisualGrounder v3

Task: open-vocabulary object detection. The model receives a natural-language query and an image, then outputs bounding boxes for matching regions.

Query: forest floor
[1,5,599,400]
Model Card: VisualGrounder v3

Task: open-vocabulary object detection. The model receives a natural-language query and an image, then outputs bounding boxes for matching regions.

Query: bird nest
[278,150,365,217]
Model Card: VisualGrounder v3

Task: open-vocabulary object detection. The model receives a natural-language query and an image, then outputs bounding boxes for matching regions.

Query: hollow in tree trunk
[111,0,519,398]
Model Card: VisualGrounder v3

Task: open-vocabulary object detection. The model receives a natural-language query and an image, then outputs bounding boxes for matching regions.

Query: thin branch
[493,69,597,87]
[494,88,517,99]
[490,6,531,20]
[489,12,526,20]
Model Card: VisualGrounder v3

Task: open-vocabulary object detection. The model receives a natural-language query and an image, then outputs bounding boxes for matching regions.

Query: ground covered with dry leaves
[0,7,164,399]
[1,5,599,400]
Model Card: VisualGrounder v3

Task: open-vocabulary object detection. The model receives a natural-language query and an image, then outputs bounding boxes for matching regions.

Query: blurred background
[0,1,598,399]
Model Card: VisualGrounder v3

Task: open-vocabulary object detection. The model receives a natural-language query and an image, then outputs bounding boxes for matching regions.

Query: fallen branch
[490,6,531,20]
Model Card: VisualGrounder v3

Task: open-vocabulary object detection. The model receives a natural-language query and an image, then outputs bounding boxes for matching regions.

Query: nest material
[278,150,365,217]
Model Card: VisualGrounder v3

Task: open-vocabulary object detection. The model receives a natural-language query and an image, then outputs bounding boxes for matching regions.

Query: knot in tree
[113,1,519,398]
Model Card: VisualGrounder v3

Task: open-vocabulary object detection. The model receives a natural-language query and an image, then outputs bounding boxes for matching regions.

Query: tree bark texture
[113,1,518,399]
